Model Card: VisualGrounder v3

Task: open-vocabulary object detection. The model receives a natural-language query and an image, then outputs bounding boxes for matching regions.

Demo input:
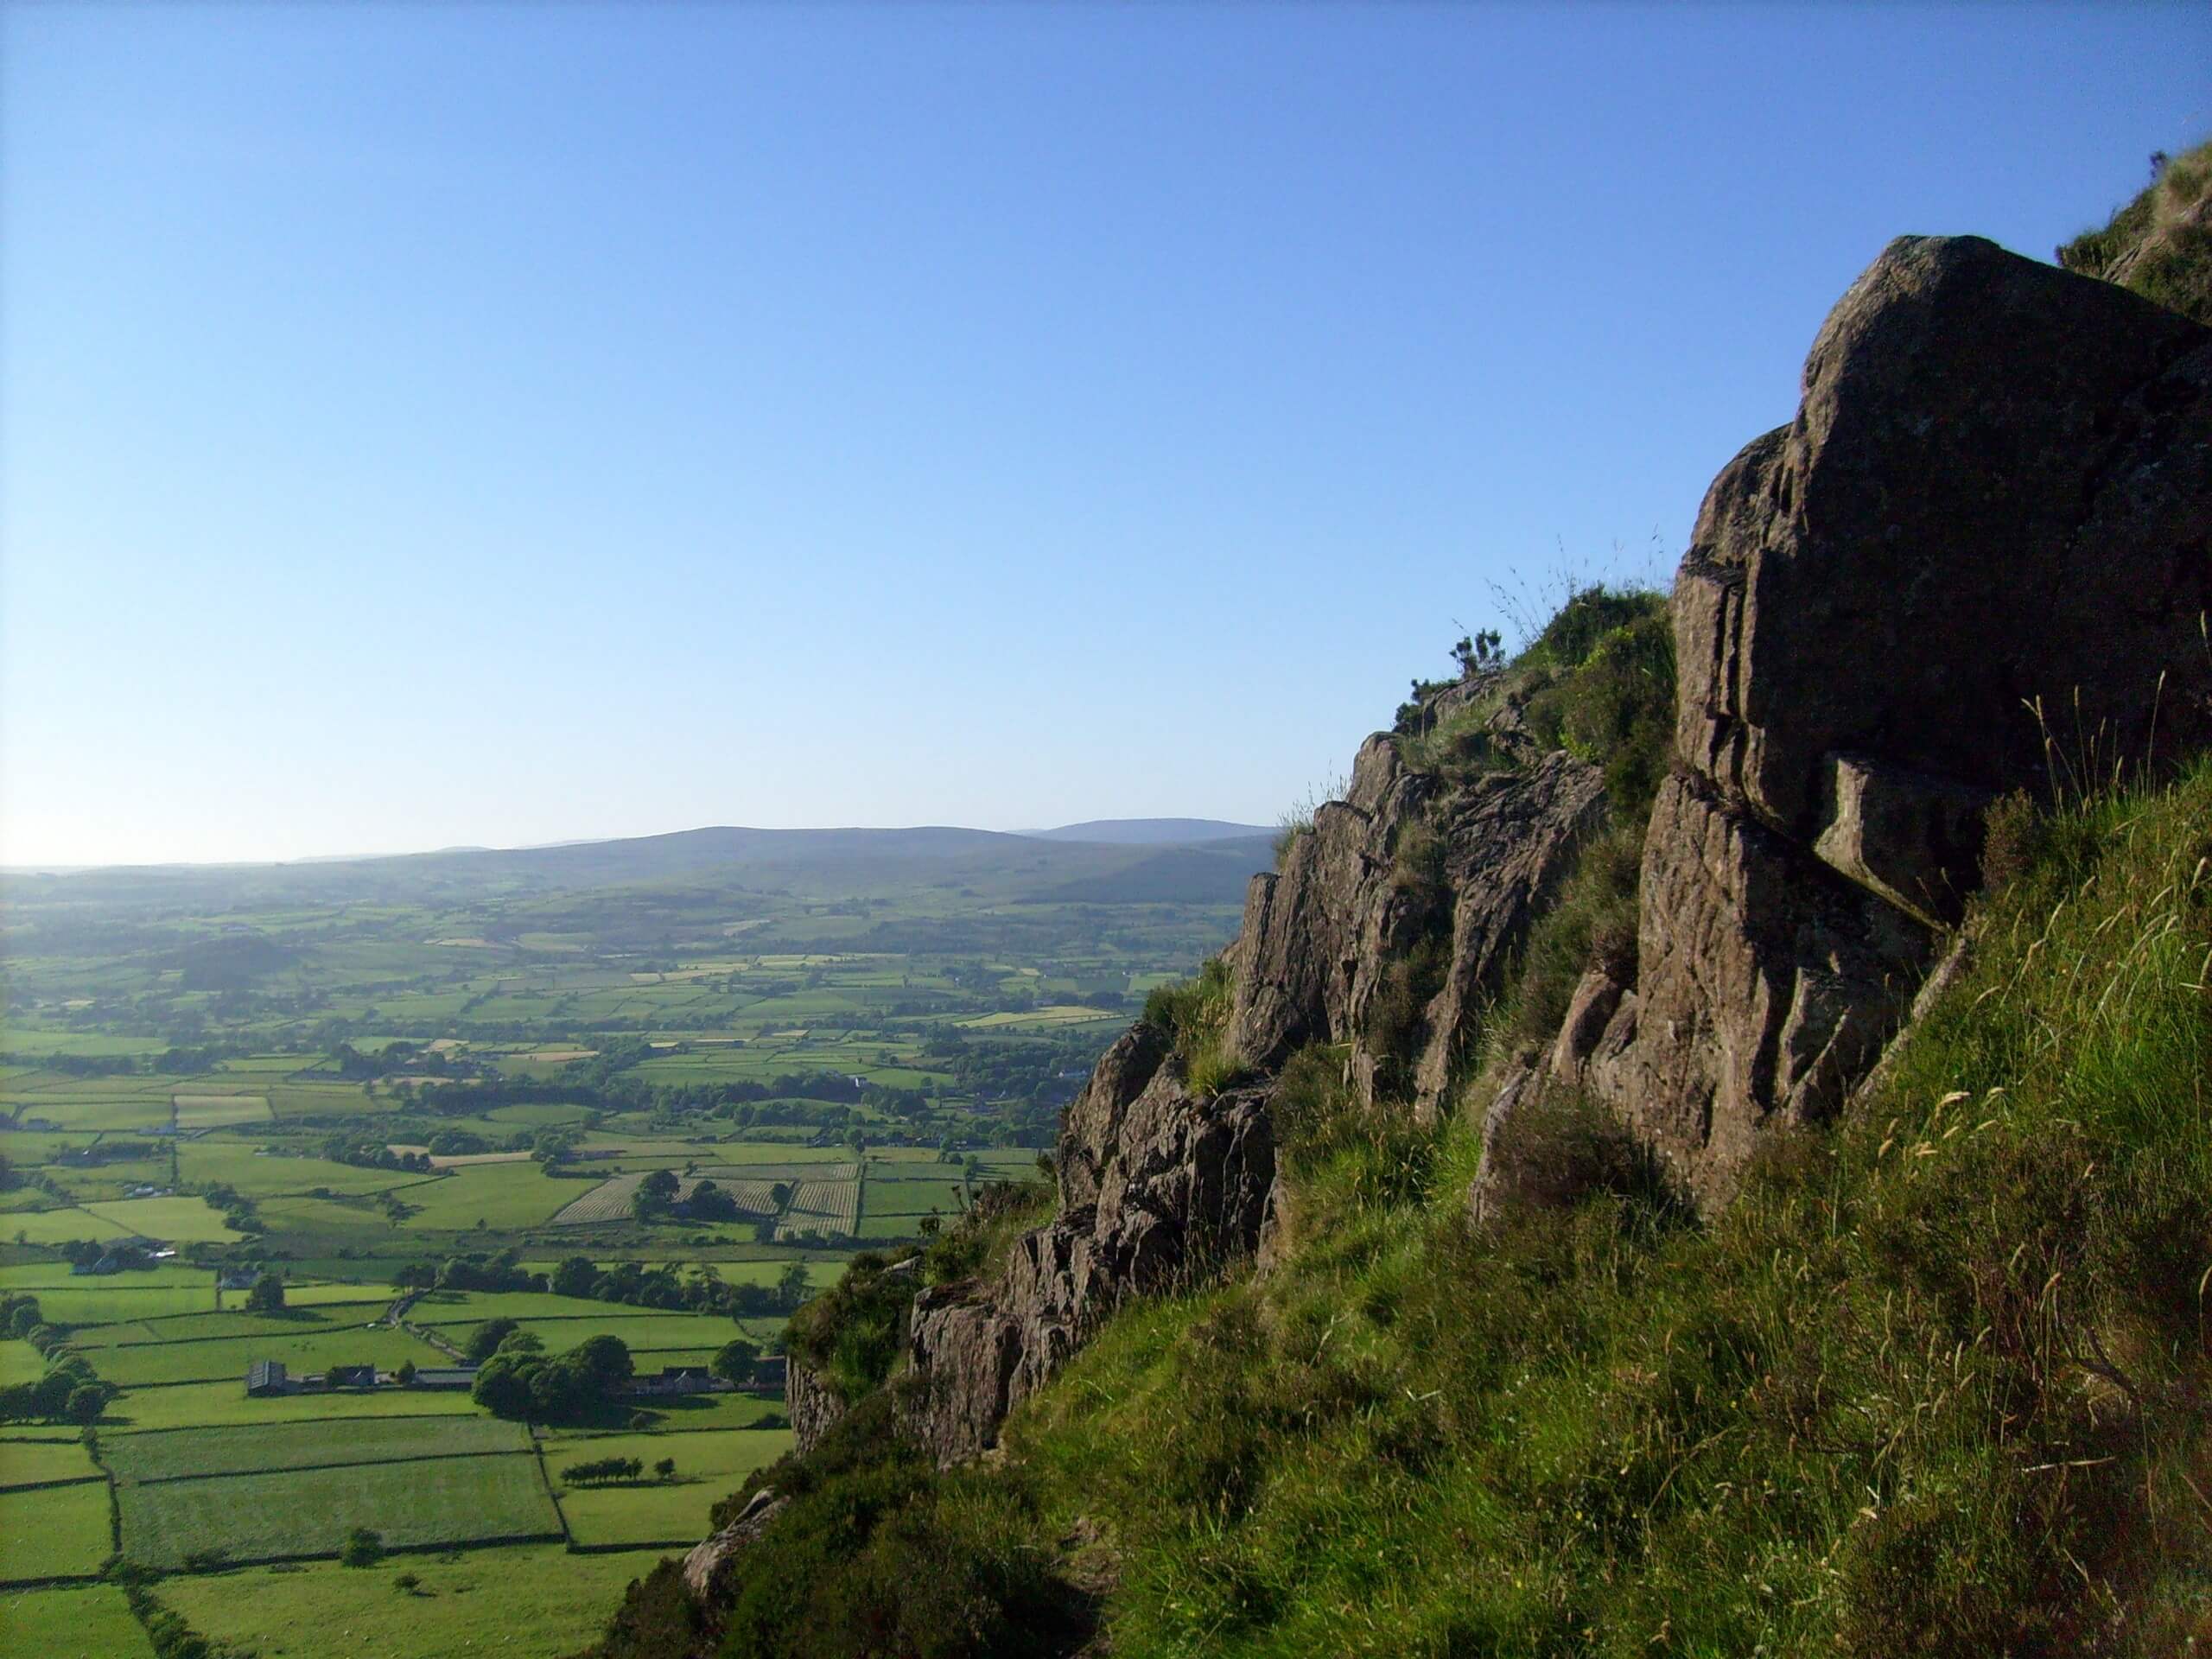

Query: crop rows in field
[778,1179,858,1240]
[696,1161,855,1185]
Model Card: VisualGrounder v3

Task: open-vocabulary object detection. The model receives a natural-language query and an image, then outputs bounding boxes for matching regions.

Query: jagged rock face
[786,1356,847,1457]
[1228,734,1431,1072]
[902,1065,1274,1465]
[1601,233,2212,1206]
[1229,732,1605,1123]
[1057,1022,1170,1211]
[1407,752,1609,1122]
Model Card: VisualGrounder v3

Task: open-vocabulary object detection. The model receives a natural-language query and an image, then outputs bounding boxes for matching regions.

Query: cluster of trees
[199,1183,264,1235]
[0,1299,114,1424]
[318,1133,435,1174]
[547,1254,809,1319]
[563,1455,675,1485]
[471,1330,634,1423]
[391,1250,542,1294]
[244,1272,285,1313]
[627,1169,779,1225]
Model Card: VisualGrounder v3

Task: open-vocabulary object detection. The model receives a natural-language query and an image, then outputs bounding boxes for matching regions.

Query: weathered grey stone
[900,1073,1276,1466]
[785,1356,847,1457]
[1057,1021,1170,1209]
[681,1487,788,1604]
[1606,235,2212,1205]
[1408,753,1609,1122]
[1465,1054,1541,1224]
[1548,968,1627,1083]
[1810,753,1993,927]
[1675,236,2211,838]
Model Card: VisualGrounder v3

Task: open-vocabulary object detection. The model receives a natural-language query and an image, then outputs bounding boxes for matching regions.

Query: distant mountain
[1028,818,1271,845]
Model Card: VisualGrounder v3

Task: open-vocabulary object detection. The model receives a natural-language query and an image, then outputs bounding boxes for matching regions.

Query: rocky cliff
[612,202,2212,1657]
[890,231,2212,1465]
[1522,234,2212,1207]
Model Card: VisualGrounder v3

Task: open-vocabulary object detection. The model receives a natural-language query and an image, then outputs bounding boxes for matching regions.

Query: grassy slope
[594,754,2212,1659]
[1001,760,2212,1657]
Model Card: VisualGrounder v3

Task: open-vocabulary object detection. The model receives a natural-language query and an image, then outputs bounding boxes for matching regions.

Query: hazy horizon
[0,813,1274,876]
[6,4,2207,866]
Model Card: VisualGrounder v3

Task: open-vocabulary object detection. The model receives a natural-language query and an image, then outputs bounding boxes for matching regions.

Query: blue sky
[4,4,2207,866]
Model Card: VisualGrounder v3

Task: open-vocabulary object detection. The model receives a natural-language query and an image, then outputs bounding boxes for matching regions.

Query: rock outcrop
[785,1356,847,1457]
[1229,729,1606,1124]
[1569,234,2212,1206]
[680,1487,789,1605]
[902,1061,1274,1465]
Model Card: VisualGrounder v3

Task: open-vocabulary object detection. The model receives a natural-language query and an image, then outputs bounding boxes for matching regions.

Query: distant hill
[1024,838,1273,905]
[1028,818,1270,845]
[5,822,1272,913]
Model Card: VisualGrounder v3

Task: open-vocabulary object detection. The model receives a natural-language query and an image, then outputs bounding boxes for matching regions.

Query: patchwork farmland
[0,819,1258,1652]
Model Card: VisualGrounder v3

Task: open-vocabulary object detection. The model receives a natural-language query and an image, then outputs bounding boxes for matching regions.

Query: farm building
[405,1368,479,1391]
[245,1360,288,1396]
[217,1270,259,1292]
[317,1364,378,1389]
[628,1367,718,1397]
[746,1355,787,1394]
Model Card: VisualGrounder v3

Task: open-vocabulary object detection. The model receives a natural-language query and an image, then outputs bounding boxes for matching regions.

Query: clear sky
[4,3,2207,867]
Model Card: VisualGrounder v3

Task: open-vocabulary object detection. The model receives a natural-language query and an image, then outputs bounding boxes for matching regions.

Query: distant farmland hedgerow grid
[0,825,1260,1654]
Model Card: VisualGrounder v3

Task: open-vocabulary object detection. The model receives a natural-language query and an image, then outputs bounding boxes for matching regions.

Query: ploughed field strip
[115,1452,562,1570]
[778,1179,860,1240]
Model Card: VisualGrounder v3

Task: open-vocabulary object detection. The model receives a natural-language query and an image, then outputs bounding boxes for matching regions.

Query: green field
[0,807,1247,1643]
[155,1543,671,1659]
[92,1326,445,1389]
[80,1197,247,1245]
[0,1584,156,1657]
[104,1415,530,1484]
[0,1342,44,1387]
[0,1481,114,1583]
[110,1380,482,1433]
[547,1427,793,1546]
[118,1452,560,1569]
[0,1437,102,1489]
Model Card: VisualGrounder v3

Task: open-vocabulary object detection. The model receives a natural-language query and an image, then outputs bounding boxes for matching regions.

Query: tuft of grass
[1142,957,1246,1096]
[2057,138,2212,325]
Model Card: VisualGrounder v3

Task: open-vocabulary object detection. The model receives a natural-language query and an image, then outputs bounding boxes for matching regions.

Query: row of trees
[563,1455,676,1485]
[0,1298,113,1424]
[547,1254,810,1319]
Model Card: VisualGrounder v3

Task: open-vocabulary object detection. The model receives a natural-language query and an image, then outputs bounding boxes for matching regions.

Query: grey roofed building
[245,1359,289,1396]
[406,1367,479,1390]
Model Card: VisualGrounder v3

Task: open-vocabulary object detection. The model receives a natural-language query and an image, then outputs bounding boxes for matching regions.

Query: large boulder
[1603,234,2212,1205]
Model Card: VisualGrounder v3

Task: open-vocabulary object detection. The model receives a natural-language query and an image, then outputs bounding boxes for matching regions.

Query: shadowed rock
[1599,233,2212,1205]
